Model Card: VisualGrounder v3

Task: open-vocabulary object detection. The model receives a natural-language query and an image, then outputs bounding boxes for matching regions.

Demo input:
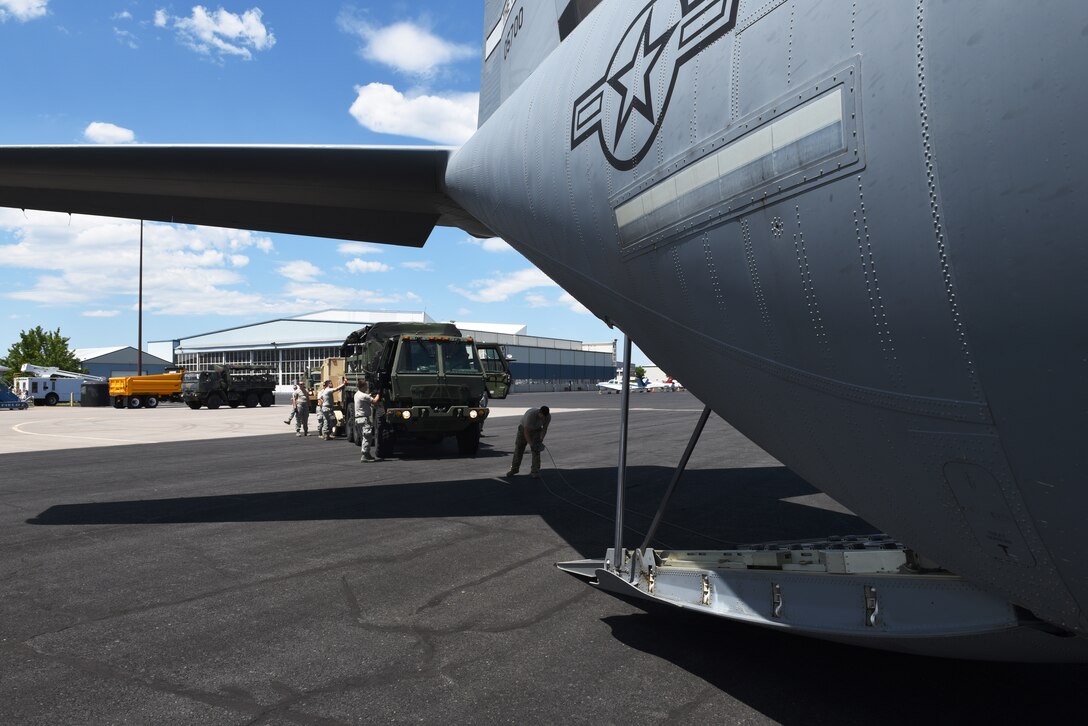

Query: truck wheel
[457,423,481,456]
[376,420,395,459]
[346,402,356,444]
[206,394,223,410]
[187,401,202,410]
[127,396,142,409]
[228,400,240,408]
[44,393,59,406]
[259,391,274,407]
[145,396,159,409]
[113,396,125,409]
[244,392,258,408]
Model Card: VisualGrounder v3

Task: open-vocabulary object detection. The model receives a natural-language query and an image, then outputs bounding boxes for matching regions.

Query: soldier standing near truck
[353,380,380,462]
[319,377,347,441]
[292,379,310,437]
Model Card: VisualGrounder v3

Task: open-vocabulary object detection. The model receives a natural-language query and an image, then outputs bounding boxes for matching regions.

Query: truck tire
[127,396,142,409]
[259,391,274,407]
[113,396,125,409]
[244,392,259,408]
[44,393,59,406]
[228,399,240,408]
[346,401,356,444]
[206,393,223,410]
[146,396,159,409]
[457,423,481,456]
[187,401,202,410]
[376,420,395,459]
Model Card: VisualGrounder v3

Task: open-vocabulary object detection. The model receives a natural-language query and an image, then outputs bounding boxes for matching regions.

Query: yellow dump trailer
[108,372,184,409]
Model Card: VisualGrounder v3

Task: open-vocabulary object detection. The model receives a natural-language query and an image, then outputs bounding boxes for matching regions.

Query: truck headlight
[401,410,412,420]
[469,409,478,419]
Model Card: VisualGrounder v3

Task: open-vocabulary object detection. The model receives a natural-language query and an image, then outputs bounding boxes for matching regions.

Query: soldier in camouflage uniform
[318,377,346,441]
[292,379,310,437]
[353,380,381,462]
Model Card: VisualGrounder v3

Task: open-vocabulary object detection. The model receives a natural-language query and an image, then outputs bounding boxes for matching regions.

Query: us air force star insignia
[571,0,739,171]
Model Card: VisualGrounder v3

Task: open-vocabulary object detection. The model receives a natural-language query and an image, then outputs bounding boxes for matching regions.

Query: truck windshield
[441,343,481,375]
[397,340,439,373]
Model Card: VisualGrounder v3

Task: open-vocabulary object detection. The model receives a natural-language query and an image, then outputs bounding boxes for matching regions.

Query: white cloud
[277,259,320,283]
[159,6,275,61]
[229,254,249,267]
[82,309,120,318]
[337,241,383,256]
[463,236,512,253]
[284,282,411,309]
[349,83,477,145]
[114,27,138,49]
[525,293,550,308]
[401,260,432,271]
[559,292,591,315]
[345,258,391,274]
[0,211,278,316]
[520,289,592,315]
[0,0,48,22]
[337,14,475,75]
[113,10,132,20]
[84,121,136,144]
[449,267,557,304]
[456,307,471,317]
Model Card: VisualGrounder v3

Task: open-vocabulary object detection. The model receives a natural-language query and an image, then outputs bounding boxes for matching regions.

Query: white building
[149,310,617,393]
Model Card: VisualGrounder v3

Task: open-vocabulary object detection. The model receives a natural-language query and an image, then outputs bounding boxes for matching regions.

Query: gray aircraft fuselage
[446,0,1088,639]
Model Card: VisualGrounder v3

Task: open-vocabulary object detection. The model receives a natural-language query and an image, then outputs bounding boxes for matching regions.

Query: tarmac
[0,391,1081,724]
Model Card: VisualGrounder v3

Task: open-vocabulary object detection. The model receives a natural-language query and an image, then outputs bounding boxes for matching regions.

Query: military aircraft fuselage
[446,0,1088,637]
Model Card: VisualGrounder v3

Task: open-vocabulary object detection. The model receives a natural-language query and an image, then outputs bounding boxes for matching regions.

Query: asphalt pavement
[0,391,1081,724]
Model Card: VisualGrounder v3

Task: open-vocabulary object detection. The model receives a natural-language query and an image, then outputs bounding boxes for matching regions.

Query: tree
[1,326,84,384]
[634,365,646,381]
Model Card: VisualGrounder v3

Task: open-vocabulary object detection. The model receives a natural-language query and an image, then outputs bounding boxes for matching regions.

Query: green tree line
[1,326,83,384]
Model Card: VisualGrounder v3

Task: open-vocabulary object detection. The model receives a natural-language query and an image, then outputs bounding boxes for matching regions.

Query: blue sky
[0,1,644,366]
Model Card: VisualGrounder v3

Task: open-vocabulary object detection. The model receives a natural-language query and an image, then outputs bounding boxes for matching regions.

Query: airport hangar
[147,310,617,393]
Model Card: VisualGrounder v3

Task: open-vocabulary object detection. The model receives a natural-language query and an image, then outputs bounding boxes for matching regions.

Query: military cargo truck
[181,365,276,410]
[339,322,512,457]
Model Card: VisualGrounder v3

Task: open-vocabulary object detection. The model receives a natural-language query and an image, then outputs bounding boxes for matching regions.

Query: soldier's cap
[324,379,331,385]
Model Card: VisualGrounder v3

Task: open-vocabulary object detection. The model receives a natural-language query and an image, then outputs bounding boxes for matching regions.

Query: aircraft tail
[478,0,603,125]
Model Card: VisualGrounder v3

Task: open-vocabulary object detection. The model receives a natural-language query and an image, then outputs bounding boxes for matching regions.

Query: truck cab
[340,322,512,457]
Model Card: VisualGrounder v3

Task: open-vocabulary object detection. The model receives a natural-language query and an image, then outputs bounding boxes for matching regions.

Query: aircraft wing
[0,145,492,245]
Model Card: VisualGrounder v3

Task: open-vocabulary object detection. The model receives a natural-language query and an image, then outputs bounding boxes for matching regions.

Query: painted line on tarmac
[11,420,160,445]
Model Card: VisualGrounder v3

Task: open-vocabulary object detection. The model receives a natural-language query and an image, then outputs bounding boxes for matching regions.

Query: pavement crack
[414,543,570,615]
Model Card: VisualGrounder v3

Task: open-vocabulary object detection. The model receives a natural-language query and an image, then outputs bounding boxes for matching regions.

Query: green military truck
[181,365,277,410]
[339,322,512,457]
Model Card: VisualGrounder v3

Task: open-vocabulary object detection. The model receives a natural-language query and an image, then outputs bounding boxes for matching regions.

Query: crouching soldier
[506,405,550,479]
[353,381,381,462]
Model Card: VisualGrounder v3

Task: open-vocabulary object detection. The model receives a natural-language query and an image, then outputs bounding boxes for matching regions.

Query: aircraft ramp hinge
[864,584,879,627]
[700,574,711,606]
[771,583,783,619]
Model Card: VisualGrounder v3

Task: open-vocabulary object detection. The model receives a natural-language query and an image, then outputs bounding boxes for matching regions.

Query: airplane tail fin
[478,0,603,125]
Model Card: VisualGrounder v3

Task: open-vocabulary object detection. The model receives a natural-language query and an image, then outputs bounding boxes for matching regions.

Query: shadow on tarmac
[27,464,872,558]
[600,605,1086,725]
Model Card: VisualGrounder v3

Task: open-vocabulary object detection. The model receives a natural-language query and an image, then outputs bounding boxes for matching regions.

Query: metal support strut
[639,404,712,552]
[612,335,633,573]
